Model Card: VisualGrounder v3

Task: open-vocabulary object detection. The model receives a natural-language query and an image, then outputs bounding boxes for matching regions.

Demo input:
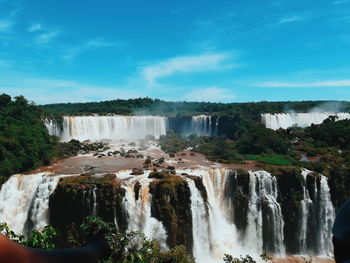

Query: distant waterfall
[45,116,167,141]
[0,172,64,236]
[261,112,350,130]
[191,115,216,136]
[119,171,168,249]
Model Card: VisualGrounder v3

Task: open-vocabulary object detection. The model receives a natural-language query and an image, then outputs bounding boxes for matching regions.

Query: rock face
[44,167,335,259]
[149,175,193,252]
[49,174,126,246]
[224,169,250,238]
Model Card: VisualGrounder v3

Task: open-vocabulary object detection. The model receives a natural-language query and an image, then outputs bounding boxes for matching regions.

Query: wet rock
[131,168,144,175]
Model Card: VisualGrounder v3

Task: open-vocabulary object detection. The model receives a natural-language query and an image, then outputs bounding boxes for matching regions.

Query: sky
[0,0,350,104]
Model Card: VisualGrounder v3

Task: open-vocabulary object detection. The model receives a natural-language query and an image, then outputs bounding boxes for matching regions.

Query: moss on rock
[49,173,126,247]
[149,175,193,252]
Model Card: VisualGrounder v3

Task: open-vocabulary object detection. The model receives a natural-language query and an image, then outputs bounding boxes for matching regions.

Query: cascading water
[182,169,253,263]
[186,178,212,263]
[117,171,168,249]
[92,186,97,216]
[0,172,65,236]
[0,167,336,260]
[298,169,313,254]
[245,171,285,256]
[297,169,335,256]
[191,115,214,136]
[45,116,167,141]
[261,112,350,130]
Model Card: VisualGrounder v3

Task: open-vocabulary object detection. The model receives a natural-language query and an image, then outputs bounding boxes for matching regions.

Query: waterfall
[45,116,167,141]
[245,171,285,256]
[0,172,64,236]
[183,169,254,263]
[214,117,219,136]
[298,169,335,256]
[317,176,335,255]
[186,178,212,263]
[45,118,63,137]
[0,168,336,260]
[118,171,168,249]
[298,169,313,254]
[191,115,214,136]
[92,186,97,216]
[261,112,350,130]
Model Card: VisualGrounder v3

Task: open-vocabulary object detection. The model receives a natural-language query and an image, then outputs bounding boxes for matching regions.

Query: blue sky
[0,0,350,104]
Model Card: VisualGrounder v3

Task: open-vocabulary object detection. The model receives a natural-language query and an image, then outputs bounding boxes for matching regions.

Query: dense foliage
[1,216,194,263]
[0,94,57,179]
[0,222,58,249]
[41,98,350,118]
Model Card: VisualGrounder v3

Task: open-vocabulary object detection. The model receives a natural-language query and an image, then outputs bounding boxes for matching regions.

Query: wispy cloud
[333,0,350,4]
[28,23,42,32]
[0,76,141,104]
[278,15,303,24]
[63,37,119,60]
[0,19,14,32]
[141,53,235,87]
[185,86,235,102]
[35,30,60,45]
[0,59,13,68]
[258,80,350,87]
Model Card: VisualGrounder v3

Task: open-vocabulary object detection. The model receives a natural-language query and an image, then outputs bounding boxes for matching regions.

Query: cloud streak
[141,53,235,86]
[63,38,120,60]
[258,80,350,87]
[28,23,42,32]
[185,86,235,102]
[0,19,13,32]
[35,30,60,45]
[0,76,141,104]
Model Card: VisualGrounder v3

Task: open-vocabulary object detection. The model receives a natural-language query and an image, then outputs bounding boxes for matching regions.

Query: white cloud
[36,30,59,45]
[333,0,350,4]
[259,80,350,87]
[63,38,118,60]
[185,87,235,102]
[28,23,42,32]
[141,53,234,86]
[0,59,13,68]
[0,19,13,32]
[0,76,141,104]
[279,15,303,24]
[86,38,116,47]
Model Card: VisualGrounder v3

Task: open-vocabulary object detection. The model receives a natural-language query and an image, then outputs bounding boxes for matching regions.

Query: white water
[92,186,97,216]
[261,112,350,130]
[298,169,335,256]
[118,171,168,249]
[317,175,335,255]
[191,115,215,136]
[182,169,259,263]
[298,169,313,254]
[45,116,167,141]
[245,171,285,256]
[186,178,212,263]
[0,167,335,260]
[0,172,64,236]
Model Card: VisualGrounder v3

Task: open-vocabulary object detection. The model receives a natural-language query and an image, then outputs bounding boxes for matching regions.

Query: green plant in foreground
[0,222,58,249]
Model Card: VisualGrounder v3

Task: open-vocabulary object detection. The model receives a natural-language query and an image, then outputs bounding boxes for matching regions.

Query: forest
[0,94,57,182]
[41,97,350,118]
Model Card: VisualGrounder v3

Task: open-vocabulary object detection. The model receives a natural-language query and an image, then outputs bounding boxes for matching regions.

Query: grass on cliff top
[59,174,119,186]
[244,154,293,166]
